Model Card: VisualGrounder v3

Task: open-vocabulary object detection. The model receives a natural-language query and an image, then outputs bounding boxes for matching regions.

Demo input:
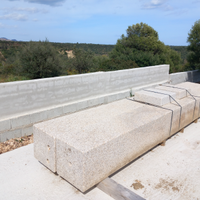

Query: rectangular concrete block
[0,129,22,142]
[0,119,11,132]
[30,110,48,124]
[34,99,171,192]
[87,96,105,107]
[46,107,63,119]
[22,126,33,136]
[62,103,77,114]
[117,90,130,99]
[10,115,31,129]
[134,90,172,106]
[75,100,88,111]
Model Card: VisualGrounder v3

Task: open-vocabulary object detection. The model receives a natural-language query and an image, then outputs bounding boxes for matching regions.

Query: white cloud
[14,7,40,13]
[142,0,173,11]
[1,6,48,14]
[0,13,28,21]
[8,0,66,6]
[0,23,6,28]
[0,22,18,29]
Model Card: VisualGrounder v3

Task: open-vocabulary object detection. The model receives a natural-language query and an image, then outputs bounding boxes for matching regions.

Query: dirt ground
[0,134,33,154]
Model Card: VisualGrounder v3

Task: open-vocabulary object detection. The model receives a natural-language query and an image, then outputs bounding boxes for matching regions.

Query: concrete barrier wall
[169,70,200,85]
[0,64,169,142]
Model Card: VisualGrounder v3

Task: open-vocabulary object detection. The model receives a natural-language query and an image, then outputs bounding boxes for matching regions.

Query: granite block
[156,85,190,99]
[176,82,200,96]
[134,90,171,106]
[145,88,176,99]
[34,99,171,192]
[34,126,57,172]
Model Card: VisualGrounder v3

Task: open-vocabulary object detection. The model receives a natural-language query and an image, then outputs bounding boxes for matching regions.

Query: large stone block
[134,90,174,106]
[164,97,197,135]
[156,85,191,99]
[34,99,172,192]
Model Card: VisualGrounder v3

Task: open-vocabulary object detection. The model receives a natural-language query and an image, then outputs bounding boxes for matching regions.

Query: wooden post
[160,140,166,146]
[97,178,146,200]
[180,128,184,133]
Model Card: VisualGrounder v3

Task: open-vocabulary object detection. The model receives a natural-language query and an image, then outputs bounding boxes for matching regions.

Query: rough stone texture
[163,97,197,135]
[145,88,177,99]
[33,82,200,192]
[156,85,190,99]
[112,121,200,200]
[134,90,175,106]
[34,126,57,172]
[176,82,200,119]
[0,144,114,200]
[34,99,172,192]
[176,81,200,96]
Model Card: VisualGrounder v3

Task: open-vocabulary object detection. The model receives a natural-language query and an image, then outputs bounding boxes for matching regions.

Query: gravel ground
[0,135,33,154]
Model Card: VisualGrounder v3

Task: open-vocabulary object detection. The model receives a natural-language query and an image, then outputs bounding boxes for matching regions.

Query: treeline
[52,42,114,55]
[0,40,189,60]
[170,46,188,63]
[0,40,114,57]
[0,21,198,82]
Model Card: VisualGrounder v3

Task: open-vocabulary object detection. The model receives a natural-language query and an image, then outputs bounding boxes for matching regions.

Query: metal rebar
[161,84,197,120]
[143,89,182,130]
[126,97,174,136]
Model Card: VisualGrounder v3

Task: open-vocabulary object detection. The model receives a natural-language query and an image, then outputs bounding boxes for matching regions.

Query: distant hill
[0,37,17,42]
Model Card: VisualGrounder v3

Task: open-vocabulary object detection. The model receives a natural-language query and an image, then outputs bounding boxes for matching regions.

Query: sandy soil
[0,134,33,154]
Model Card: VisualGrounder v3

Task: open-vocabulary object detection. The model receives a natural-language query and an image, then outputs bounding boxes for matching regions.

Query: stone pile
[34,82,200,192]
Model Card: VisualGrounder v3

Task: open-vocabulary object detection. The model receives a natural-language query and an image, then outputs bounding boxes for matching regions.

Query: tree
[187,19,200,69]
[108,22,181,72]
[18,39,63,79]
[69,48,95,74]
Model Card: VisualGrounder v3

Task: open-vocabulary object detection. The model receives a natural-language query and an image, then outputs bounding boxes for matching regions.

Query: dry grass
[0,134,33,154]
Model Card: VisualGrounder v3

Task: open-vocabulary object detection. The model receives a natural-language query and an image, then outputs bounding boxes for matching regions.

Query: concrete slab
[111,121,200,200]
[0,144,113,200]
[34,99,172,192]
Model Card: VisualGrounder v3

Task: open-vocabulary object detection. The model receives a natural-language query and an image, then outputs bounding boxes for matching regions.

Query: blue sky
[0,0,200,46]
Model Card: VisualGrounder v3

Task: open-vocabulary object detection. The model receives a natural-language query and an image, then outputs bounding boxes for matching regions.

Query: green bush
[108,22,181,72]
[18,39,63,79]
[187,19,200,70]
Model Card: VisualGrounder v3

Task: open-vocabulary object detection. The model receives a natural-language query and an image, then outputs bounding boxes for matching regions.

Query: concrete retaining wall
[169,70,200,85]
[0,64,169,142]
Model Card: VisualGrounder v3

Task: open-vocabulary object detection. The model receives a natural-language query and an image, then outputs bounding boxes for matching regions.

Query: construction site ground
[0,119,200,200]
